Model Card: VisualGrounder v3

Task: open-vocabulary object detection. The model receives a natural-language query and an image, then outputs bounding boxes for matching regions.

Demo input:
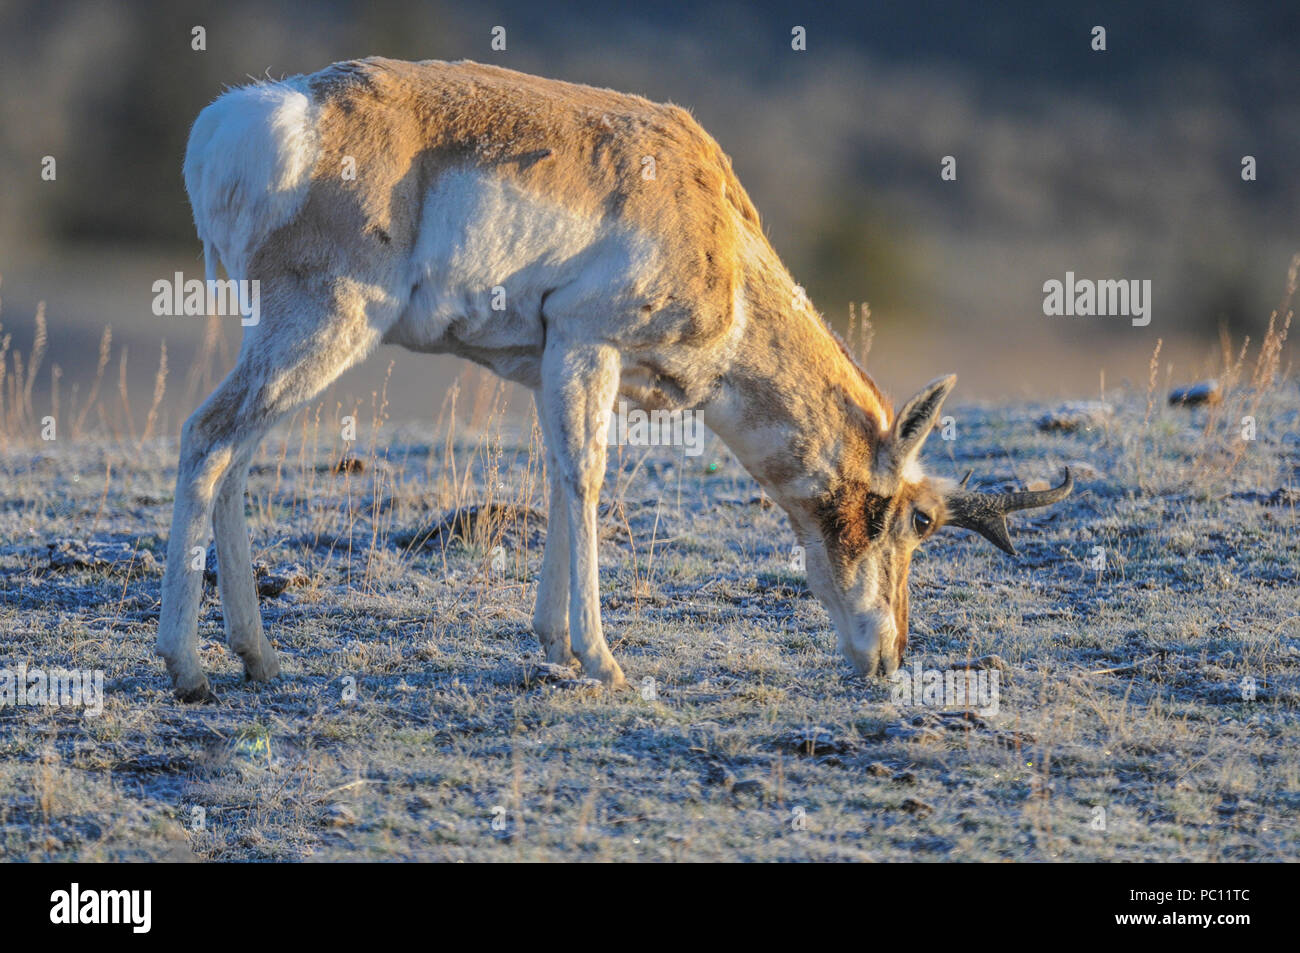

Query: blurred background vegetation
[0,0,1295,434]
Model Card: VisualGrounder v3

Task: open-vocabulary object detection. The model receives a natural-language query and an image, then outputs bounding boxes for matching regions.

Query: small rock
[326,803,357,828]
[901,797,934,818]
[689,721,725,735]
[779,727,852,757]
[866,762,893,778]
[205,548,308,596]
[1169,379,1221,407]
[47,539,158,574]
[410,792,438,810]
[561,677,605,691]
[528,662,580,684]
[525,662,603,691]
[948,654,1008,672]
[937,711,989,731]
[394,503,546,551]
[46,539,93,570]
[993,729,1036,749]
[257,575,290,598]
[703,762,734,787]
[730,778,766,798]
[257,563,310,598]
[1036,401,1113,433]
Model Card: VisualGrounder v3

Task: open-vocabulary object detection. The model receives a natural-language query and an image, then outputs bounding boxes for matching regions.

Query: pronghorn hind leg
[157,390,241,702]
[213,443,279,682]
[157,286,387,700]
[537,341,626,688]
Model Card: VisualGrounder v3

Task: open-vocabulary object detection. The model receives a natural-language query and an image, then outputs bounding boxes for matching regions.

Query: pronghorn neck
[703,232,894,513]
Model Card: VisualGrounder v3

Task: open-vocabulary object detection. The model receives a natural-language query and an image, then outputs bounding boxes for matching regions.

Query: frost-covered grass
[0,383,1297,862]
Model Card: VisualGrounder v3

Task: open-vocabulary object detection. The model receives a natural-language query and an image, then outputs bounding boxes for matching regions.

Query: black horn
[944,468,1073,556]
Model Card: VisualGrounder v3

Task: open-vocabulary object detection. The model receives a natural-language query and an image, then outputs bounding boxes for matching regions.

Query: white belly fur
[384,168,665,383]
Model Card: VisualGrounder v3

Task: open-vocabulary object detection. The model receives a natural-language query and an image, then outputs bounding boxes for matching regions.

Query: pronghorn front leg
[533,431,576,666]
[538,341,626,688]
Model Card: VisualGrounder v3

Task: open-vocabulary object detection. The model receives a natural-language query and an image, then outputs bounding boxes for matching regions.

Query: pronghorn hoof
[173,678,216,704]
[598,667,628,691]
[242,651,281,683]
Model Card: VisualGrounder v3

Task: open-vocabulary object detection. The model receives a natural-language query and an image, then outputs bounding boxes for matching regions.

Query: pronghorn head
[803,374,1073,677]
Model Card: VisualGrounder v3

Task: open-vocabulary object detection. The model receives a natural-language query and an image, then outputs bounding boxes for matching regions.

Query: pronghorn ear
[889,374,956,472]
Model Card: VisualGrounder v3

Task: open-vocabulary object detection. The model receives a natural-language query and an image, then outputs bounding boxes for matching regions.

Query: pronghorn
[160,57,1071,701]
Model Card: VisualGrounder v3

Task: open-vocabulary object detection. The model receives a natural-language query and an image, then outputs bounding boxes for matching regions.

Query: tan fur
[306,58,748,350]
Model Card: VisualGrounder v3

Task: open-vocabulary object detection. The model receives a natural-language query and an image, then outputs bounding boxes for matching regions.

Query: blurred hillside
[0,0,1296,427]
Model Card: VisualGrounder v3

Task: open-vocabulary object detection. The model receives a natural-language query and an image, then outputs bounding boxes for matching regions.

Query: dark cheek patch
[816,483,870,558]
[863,493,892,541]
[815,485,901,573]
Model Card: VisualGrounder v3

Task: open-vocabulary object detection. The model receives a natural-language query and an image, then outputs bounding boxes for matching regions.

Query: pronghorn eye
[912,510,933,535]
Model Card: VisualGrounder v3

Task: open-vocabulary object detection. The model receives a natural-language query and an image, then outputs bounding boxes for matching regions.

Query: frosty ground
[0,387,1296,861]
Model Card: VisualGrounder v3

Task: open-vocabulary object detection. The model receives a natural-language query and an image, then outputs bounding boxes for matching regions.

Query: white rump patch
[183,77,319,278]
